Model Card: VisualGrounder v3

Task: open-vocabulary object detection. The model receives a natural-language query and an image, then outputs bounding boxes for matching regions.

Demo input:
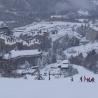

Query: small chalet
[57,60,76,75]
[58,60,70,69]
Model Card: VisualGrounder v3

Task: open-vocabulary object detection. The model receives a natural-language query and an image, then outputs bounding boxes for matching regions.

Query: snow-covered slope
[0,65,98,98]
[13,21,82,41]
[65,41,98,58]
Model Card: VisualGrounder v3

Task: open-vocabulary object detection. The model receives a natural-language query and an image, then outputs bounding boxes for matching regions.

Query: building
[86,28,98,41]
[58,60,70,70]
[79,37,89,45]
[0,27,12,36]
[1,49,42,69]
[0,38,5,55]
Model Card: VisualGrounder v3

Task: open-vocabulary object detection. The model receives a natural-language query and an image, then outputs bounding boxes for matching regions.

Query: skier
[71,76,74,82]
[80,76,83,82]
[91,77,95,83]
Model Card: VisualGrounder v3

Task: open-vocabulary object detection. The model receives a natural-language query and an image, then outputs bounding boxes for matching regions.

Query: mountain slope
[0,0,98,28]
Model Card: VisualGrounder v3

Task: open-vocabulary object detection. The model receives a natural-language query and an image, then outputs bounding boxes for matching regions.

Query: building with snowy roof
[0,49,43,69]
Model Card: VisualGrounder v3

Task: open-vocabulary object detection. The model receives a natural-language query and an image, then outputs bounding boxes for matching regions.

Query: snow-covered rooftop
[61,60,69,64]
[59,60,69,68]
[4,49,41,59]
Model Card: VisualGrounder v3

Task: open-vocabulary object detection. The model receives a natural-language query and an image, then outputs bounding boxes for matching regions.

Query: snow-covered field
[0,65,98,98]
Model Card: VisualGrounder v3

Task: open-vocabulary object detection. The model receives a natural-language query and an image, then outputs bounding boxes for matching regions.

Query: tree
[84,50,97,70]
[24,61,31,71]
[76,23,90,37]
[39,35,52,51]
[52,54,57,63]
[69,53,84,65]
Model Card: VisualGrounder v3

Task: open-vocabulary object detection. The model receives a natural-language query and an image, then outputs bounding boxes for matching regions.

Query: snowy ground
[0,65,98,98]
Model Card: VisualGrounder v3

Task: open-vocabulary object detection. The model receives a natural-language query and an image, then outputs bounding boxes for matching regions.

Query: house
[2,49,43,68]
[58,60,70,70]
[0,27,12,36]
[49,60,77,78]
[79,38,89,45]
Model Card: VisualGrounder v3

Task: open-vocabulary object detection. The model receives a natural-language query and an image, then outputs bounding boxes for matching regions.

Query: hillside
[0,0,98,27]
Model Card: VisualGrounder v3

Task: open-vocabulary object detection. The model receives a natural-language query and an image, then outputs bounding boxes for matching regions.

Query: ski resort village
[0,20,98,80]
[0,0,98,98]
[0,20,98,98]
